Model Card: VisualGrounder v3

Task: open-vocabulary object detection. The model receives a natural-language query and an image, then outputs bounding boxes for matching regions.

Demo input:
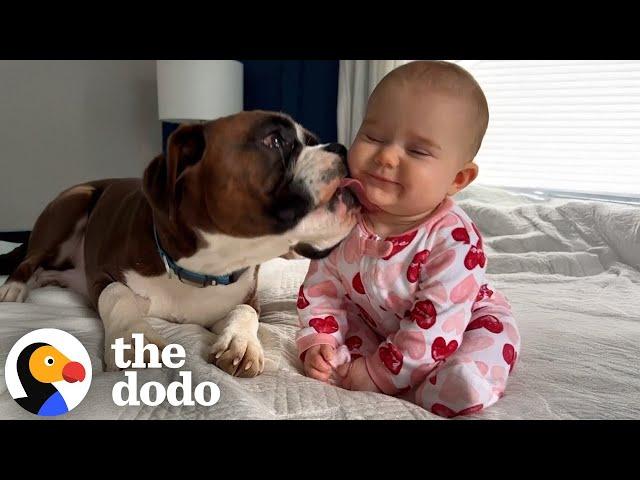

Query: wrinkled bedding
[1,185,639,419]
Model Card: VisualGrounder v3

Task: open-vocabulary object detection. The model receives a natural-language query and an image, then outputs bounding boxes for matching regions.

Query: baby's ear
[448,162,479,195]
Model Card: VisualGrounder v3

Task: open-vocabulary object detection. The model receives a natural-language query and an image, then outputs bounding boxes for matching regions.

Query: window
[451,60,640,201]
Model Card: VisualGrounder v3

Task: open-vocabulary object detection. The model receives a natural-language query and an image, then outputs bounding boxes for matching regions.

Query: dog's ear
[143,123,206,223]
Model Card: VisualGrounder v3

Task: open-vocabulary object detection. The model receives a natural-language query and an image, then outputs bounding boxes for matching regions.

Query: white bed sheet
[1,185,638,419]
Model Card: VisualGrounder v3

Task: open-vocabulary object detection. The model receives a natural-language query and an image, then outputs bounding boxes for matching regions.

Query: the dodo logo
[5,329,92,416]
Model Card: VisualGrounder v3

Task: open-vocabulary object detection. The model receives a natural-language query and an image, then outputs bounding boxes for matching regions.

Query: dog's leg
[0,281,29,302]
[0,251,47,302]
[31,268,89,298]
[208,304,265,378]
[98,282,168,371]
[1,184,95,303]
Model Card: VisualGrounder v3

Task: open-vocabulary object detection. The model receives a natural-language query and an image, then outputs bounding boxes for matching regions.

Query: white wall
[0,60,162,231]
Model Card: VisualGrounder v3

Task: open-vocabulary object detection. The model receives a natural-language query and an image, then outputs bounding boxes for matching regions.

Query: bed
[1,184,639,419]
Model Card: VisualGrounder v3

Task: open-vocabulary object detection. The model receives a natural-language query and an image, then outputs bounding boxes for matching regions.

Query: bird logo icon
[5,329,92,417]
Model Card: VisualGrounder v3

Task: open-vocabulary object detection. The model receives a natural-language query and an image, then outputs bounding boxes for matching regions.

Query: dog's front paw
[208,333,264,378]
[0,281,28,303]
[103,322,169,372]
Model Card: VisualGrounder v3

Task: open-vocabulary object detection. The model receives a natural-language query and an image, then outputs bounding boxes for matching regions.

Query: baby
[296,61,520,418]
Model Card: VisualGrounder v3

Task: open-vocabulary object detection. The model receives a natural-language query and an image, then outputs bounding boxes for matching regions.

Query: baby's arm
[296,255,349,382]
[346,217,488,394]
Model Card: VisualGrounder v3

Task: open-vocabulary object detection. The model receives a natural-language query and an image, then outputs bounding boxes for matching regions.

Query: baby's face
[348,82,476,217]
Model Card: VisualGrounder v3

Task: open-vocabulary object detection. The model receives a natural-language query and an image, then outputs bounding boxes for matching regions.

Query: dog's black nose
[323,143,347,157]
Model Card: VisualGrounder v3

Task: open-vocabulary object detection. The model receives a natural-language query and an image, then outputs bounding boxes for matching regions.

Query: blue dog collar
[153,224,247,287]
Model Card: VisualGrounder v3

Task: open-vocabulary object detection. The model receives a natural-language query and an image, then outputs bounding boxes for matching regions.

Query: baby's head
[347,60,489,217]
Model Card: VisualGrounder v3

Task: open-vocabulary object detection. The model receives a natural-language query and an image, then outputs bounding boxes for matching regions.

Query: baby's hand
[335,357,381,393]
[303,345,335,383]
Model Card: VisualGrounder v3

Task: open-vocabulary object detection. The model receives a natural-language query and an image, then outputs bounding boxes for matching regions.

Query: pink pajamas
[296,197,520,418]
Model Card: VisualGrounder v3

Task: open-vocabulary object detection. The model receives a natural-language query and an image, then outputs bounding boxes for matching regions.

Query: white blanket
[1,185,639,419]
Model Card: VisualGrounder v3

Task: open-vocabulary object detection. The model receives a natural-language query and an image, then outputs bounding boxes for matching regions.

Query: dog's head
[143,110,359,261]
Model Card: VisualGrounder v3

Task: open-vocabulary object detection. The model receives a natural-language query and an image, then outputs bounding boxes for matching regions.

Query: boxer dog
[0,110,359,377]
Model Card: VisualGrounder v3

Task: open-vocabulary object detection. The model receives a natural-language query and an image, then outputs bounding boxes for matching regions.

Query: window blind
[450,60,640,200]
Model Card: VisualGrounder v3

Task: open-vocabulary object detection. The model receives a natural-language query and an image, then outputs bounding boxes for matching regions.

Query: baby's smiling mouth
[366,172,401,186]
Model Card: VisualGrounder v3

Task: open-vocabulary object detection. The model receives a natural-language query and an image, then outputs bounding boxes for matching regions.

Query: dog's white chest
[124,268,255,328]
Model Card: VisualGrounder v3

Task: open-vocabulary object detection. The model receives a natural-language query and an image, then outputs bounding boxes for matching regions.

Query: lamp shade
[157,60,243,122]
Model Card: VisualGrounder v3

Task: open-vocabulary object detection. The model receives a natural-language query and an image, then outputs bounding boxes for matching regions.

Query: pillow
[0,240,21,256]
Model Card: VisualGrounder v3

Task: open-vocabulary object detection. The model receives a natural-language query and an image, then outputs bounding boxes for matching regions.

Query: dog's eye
[263,133,285,150]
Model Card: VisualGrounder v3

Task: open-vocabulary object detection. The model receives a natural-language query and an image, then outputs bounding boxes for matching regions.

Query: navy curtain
[162,60,339,152]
